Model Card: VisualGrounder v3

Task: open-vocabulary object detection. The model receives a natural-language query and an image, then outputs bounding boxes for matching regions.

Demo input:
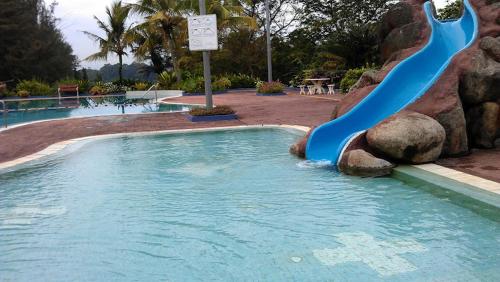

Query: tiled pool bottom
[0,129,499,281]
[1,96,195,126]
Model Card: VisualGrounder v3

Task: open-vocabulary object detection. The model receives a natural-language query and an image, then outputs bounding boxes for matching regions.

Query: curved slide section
[306,0,478,164]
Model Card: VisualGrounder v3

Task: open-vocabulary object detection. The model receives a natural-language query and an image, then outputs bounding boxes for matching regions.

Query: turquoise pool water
[0,129,499,281]
[1,96,194,126]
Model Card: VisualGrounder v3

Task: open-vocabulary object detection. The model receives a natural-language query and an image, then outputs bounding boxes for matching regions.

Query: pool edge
[393,164,500,209]
[0,124,310,171]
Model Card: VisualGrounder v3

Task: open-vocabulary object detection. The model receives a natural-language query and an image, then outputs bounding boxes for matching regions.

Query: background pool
[0,129,499,281]
[0,96,195,126]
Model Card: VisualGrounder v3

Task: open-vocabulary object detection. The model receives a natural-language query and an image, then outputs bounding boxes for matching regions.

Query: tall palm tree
[84,1,132,85]
[129,0,188,83]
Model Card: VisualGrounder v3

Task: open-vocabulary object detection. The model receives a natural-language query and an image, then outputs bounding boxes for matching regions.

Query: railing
[0,100,7,128]
[141,83,159,103]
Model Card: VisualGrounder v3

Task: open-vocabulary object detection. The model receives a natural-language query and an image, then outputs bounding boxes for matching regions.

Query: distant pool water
[1,96,195,126]
[0,128,499,281]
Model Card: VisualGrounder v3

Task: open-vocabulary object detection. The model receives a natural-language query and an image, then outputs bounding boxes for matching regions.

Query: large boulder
[289,129,314,159]
[480,36,500,62]
[460,50,500,105]
[380,22,426,62]
[366,112,446,163]
[435,103,469,156]
[338,149,395,177]
[350,70,384,91]
[466,102,500,148]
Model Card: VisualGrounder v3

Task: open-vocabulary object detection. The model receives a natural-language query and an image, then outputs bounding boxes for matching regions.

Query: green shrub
[212,77,231,92]
[134,82,150,91]
[227,73,258,89]
[189,105,235,116]
[157,71,176,90]
[17,90,30,98]
[89,83,106,95]
[180,76,232,93]
[339,68,366,93]
[16,80,54,96]
[256,81,285,94]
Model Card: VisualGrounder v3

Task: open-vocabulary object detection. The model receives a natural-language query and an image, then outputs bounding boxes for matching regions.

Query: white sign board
[188,15,218,51]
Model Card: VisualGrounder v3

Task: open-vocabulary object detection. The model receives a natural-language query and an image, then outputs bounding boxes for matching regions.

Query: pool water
[1,96,194,126]
[0,129,499,281]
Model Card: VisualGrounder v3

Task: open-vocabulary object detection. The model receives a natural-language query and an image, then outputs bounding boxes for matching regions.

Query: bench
[58,84,79,98]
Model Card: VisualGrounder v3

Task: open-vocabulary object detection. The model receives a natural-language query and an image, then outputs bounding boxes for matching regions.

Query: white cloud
[54,0,455,70]
[55,0,136,69]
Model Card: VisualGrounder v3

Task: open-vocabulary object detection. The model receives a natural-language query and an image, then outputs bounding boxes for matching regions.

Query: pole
[199,0,214,110]
[265,0,272,83]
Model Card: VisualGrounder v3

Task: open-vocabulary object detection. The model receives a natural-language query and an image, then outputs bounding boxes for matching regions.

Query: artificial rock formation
[366,112,446,164]
[338,149,395,177]
[290,0,499,176]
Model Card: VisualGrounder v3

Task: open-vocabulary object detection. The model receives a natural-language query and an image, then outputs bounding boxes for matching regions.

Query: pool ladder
[0,100,7,128]
[141,83,159,103]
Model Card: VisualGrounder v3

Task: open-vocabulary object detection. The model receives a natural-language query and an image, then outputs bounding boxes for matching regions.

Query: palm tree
[84,1,132,85]
[129,0,188,83]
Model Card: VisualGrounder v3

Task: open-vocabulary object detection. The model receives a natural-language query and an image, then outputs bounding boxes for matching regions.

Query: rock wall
[291,0,500,177]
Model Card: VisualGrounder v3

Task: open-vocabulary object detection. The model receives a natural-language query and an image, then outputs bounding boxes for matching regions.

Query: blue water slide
[306,0,478,164]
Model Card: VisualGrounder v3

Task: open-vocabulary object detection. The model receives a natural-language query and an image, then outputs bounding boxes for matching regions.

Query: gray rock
[381,22,424,62]
[460,51,500,105]
[466,102,500,149]
[350,70,382,92]
[480,36,500,62]
[435,103,469,156]
[366,112,446,164]
[338,149,395,177]
[379,2,415,41]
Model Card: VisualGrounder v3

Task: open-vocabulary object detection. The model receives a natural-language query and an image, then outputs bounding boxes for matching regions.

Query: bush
[180,76,231,93]
[134,82,150,91]
[227,73,258,89]
[257,81,285,94]
[212,77,231,92]
[0,83,7,98]
[16,80,54,96]
[340,68,366,93]
[157,71,176,90]
[88,82,126,95]
[89,83,106,95]
[17,90,30,98]
[189,105,235,116]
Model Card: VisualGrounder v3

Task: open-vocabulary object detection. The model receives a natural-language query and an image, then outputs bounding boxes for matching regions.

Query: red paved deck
[437,146,500,183]
[1,90,498,183]
[0,91,338,164]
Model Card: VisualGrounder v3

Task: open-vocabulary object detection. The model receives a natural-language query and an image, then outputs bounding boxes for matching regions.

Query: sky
[55,0,450,70]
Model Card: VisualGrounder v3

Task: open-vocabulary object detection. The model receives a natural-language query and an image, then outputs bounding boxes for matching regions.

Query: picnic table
[305,78,330,95]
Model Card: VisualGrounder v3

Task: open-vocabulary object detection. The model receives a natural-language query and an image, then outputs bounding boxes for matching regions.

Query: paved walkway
[437,146,500,183]
[0,91,338,164]
[1,90,498,184]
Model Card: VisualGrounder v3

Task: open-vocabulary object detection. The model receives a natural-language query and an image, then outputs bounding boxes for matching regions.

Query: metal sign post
[188,1,218,110]
[265,0,273,83]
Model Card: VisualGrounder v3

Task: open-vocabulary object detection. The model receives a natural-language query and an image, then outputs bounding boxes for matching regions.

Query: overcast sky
[55,0,450,70]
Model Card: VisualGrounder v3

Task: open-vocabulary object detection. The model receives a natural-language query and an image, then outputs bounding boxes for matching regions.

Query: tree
[129,0,189,83]
[82,68,89,81]
[438,0,463,20]
[84,0,132,85]
[0,0,76,83]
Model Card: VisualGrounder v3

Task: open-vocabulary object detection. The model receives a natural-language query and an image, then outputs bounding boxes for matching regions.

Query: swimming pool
[0,128,499,281]
[0,96,195,127]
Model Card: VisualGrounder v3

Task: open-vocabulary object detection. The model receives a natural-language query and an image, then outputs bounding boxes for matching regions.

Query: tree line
[85,0,394,86]
[0,0,77,84]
